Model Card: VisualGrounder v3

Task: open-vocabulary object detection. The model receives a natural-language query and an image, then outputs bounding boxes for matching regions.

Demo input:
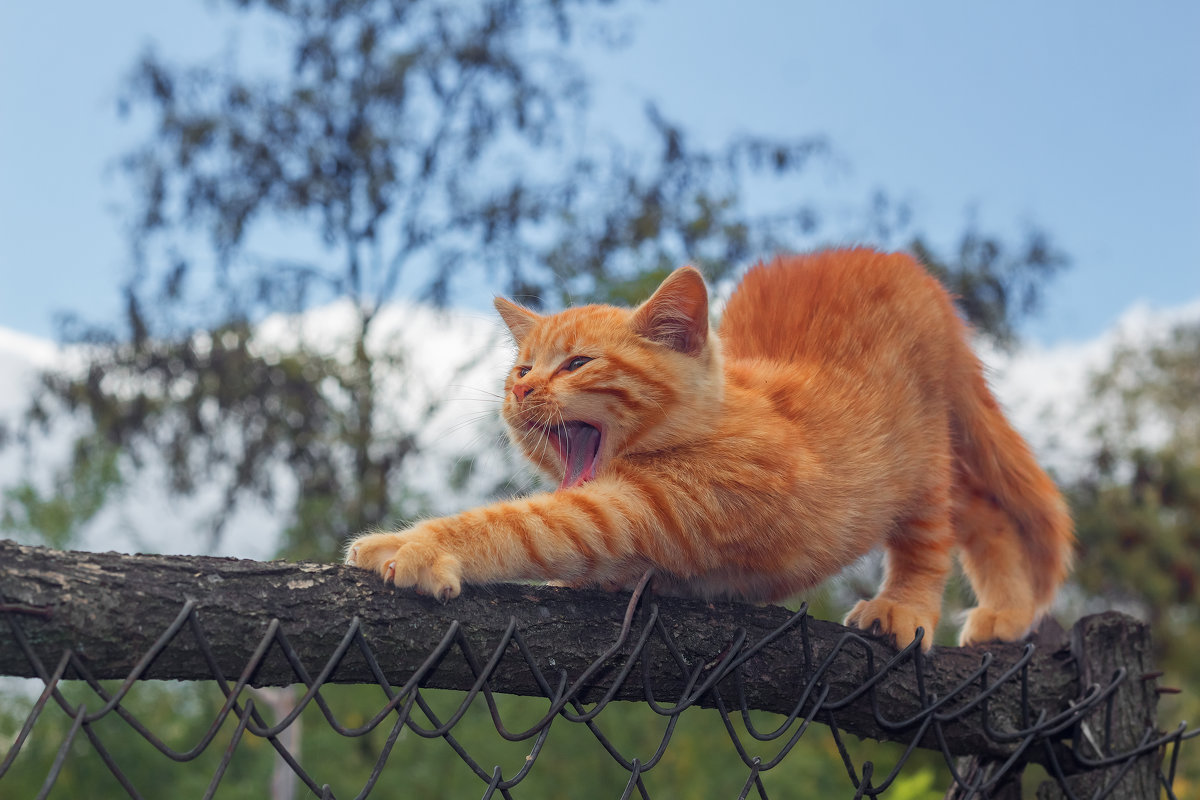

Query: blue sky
[1,1,1197,345]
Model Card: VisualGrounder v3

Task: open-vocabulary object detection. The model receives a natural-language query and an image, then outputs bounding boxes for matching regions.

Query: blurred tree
[0,4,1079,796]
[1067,320,1200,751]
[2,434,122,549]
[8,0,836,559]
[911,224,1067,351]
[6,4,1067,563]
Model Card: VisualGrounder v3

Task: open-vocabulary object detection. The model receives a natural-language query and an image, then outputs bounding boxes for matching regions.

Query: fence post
[1037,614,1161,799]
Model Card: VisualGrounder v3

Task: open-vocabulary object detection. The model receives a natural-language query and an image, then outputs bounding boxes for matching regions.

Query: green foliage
[1,435,123,549]
[14,0,841,562]
[1066,320,1200,780]
[0,681,273,798]
[0,682,949,798]
[911,226,1068,350]
[5,0,1067,562]
[539,114,828,308]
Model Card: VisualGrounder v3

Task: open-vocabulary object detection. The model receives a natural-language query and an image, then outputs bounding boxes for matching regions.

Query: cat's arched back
[347,248,1074,649]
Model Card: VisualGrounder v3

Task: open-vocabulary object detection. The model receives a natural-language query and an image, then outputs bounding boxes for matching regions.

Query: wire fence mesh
[1,547,1196,799]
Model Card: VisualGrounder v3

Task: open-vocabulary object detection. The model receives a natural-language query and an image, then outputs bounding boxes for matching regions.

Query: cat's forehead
[522,304,629,355]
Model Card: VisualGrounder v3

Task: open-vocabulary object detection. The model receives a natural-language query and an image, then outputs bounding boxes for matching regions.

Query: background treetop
[9,0,1068,562]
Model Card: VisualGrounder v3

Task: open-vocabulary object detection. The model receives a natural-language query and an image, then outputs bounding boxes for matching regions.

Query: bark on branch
[0,540,1149,769]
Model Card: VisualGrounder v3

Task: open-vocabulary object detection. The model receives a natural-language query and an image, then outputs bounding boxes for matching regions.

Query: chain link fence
[1,542,1195,799]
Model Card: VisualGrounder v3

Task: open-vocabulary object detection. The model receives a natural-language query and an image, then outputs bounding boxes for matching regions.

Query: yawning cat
[346,249,1074,649]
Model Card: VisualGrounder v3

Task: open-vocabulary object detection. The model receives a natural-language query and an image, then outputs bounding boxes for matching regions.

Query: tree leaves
[9,0,1069,563]
[912,225,1069,349]
[1068,320,1200,734]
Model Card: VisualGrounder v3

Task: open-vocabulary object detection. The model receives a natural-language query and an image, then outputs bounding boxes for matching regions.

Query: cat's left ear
[494,297,542,345]
[631,266,709,356]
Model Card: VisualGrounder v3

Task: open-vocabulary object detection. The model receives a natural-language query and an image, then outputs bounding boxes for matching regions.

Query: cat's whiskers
[446,383,507,404]
[434,410,503,441]
[502,465,544,497]
[553,406,571,476]
[535,402,567,472]
[473,425,530,498]
[443,426,507,487]
[530,404,559,469]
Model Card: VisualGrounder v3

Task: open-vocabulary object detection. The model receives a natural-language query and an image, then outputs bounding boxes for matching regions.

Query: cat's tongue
[560,422,601,490]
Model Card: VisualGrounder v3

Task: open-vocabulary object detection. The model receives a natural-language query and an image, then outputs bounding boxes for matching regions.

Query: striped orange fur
[346,248,1074,649]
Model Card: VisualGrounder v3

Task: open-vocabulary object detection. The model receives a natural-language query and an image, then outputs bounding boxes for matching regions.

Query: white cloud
[0,302,524,560]
[980,298,1200,478]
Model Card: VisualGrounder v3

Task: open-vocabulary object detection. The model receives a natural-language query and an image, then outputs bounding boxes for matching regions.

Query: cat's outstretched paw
[345,527,463,602]
[844,598,937,652]
[958,607,1034,647]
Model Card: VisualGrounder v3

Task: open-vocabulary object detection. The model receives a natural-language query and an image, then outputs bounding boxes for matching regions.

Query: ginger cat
[346,249,1074,649]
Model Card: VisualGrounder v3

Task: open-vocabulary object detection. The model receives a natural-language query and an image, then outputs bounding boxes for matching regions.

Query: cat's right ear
[494,297,541,345]
[631,266,709,356]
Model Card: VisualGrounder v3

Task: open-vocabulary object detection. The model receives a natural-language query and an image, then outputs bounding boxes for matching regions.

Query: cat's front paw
[844,598,937,652]
[345,526,463,602]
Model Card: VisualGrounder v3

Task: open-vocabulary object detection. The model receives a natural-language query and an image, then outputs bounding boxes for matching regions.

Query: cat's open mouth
[547,421,603,489]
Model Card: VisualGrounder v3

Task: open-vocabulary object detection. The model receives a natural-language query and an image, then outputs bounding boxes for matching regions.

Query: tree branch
[0,539,1144,769]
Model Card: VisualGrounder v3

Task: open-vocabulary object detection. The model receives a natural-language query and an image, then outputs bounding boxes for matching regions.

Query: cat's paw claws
[845,598,936,652]
[344,529,463,601]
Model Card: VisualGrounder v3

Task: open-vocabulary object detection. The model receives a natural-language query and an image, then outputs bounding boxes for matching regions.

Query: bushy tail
[952,358,1075,615]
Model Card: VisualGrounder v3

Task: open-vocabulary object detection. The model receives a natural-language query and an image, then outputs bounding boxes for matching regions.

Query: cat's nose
[512,382,535,401]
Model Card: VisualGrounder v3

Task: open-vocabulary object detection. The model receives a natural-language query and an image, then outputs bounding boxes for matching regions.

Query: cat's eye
[517,366,531,377]
[563,356,592,372]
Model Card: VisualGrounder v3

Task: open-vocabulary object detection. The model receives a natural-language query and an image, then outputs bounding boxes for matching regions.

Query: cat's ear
[494,296,541,345]
[631,266,709,356]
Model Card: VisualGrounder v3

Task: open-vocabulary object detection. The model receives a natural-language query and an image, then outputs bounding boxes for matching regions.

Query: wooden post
[1036,614,1161,799]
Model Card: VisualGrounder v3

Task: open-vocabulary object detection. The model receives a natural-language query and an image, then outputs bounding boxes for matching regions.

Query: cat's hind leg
[844,489,955,652]
[954,488,1039,646]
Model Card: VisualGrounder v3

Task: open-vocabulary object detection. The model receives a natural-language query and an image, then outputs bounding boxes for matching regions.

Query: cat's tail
[950,353,1075,644]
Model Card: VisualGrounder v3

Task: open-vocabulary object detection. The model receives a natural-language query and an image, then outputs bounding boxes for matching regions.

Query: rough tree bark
[1035,615,1162,799]
[0,540,1161,785]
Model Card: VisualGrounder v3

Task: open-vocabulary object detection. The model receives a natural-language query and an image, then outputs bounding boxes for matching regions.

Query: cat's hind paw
[345,528,464,602]
[958,607,1035,647]
[844,598,937,652]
